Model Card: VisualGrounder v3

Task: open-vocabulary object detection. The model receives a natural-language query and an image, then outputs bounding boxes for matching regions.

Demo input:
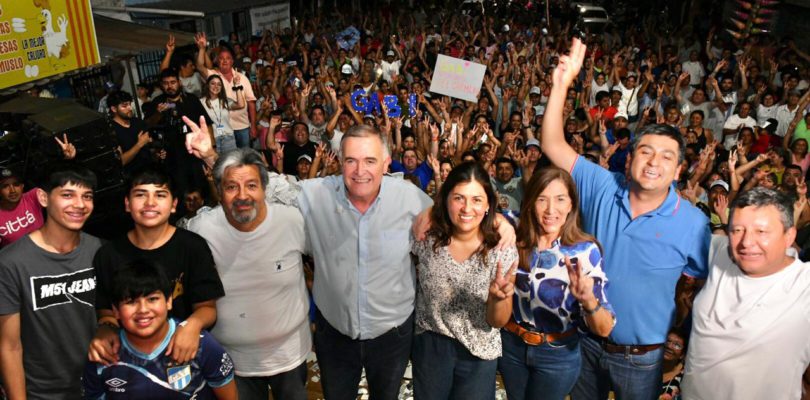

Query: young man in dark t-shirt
[88,167,224,367]
[0,164,101,399]
[109,90,155,176]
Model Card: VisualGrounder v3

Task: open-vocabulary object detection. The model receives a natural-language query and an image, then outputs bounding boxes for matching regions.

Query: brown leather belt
[588,334,663,355]
[504,319,577,346]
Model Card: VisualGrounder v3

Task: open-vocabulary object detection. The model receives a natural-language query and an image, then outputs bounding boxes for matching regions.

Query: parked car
[575,4,610,33]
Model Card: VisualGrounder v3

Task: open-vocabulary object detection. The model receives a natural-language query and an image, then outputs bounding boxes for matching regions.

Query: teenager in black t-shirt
[88,167,224,366]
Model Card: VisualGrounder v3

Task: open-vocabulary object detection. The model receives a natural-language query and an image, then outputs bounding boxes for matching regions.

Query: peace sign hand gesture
[182,116,216,164]
[489,260,518,301]
[564,256,596,305]
[55,133,76,159]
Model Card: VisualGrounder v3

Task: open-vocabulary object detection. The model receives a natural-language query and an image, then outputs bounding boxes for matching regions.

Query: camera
[148,127,167,150]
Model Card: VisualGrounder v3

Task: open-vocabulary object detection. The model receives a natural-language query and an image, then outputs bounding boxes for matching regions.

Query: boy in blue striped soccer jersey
[82,260,236,399]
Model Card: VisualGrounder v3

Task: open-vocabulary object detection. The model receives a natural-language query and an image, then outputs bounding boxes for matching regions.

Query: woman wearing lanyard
[200,74,245,154]
[411,161,518,400]
[498,167,615,400]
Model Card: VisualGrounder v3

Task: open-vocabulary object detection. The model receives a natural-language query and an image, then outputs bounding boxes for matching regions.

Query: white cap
[525,138,541,149]
[386,50,396,57]
[529,86,541,95]
[709,180,729,192]
[341,64,353,74]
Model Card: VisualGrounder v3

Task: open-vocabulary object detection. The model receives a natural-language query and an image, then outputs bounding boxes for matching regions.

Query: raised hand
[194,32,207,49]
[166,34,176,53]
[274,144,285,162]
[728,149,738,172]
[54,133,76,160]
[513,149,529,168]
[681,180,697,203]
[564,256,596,304]
[429,122,440,141]
[552,38,587,90]
[427,154,440,174]
[489,260,518,301]
[315,142,327,159]
[603,142,620,159]
[712,193,729,215]
[183,116,215,162]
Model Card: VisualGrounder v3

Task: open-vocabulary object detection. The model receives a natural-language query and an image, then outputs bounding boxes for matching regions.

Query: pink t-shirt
[0,189,44,248]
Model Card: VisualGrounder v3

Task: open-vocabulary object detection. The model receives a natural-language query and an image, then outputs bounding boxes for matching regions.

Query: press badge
[215,125,225,137]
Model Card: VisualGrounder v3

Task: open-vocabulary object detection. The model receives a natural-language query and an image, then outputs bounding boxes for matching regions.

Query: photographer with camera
[144,69,213,215]
[109,91,164,176]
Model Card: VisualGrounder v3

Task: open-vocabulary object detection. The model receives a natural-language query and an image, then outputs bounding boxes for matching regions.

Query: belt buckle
[520,330,545,346]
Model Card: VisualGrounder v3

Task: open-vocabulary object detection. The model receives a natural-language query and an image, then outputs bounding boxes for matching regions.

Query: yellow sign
[0,0,100,89]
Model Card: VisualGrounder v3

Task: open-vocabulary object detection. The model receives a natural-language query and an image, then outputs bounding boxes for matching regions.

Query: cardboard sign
[250,2,291,34]
[428,55,486,103]
[0,0,100,90]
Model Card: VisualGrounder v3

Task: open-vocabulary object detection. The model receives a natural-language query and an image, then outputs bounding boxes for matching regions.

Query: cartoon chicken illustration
[38,8,69,60]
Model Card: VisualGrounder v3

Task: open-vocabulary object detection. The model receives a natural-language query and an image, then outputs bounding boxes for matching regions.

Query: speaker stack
[0,96,128,239]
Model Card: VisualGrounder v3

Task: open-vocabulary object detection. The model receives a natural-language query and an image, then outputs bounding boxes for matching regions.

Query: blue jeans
[234,127,251,148]
[234,361,307,400]
[498,329,581,400]
[412,331,497,400]
[313,309,412,400]
[571,335,664,400]
[216,134,237,155]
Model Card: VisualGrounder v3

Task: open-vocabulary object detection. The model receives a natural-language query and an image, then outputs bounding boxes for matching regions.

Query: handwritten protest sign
[428,54,486,103]
[0,0,100,90]
[250,2,291,34]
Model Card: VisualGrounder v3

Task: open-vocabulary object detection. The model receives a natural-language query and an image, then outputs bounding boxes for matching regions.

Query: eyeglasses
[666,340,683,350]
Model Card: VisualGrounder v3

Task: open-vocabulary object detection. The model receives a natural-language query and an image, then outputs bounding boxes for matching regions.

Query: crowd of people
[2,1,810,399]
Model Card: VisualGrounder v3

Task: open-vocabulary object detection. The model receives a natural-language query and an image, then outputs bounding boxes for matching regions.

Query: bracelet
[232,85,244,91]
[583,300,602,316]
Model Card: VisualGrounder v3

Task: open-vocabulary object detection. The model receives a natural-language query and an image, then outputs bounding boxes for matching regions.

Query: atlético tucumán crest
[167,365,191,390]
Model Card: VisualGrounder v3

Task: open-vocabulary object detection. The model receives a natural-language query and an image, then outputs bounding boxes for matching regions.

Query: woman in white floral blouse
[411,161,519,400]
[498,167,615,400]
